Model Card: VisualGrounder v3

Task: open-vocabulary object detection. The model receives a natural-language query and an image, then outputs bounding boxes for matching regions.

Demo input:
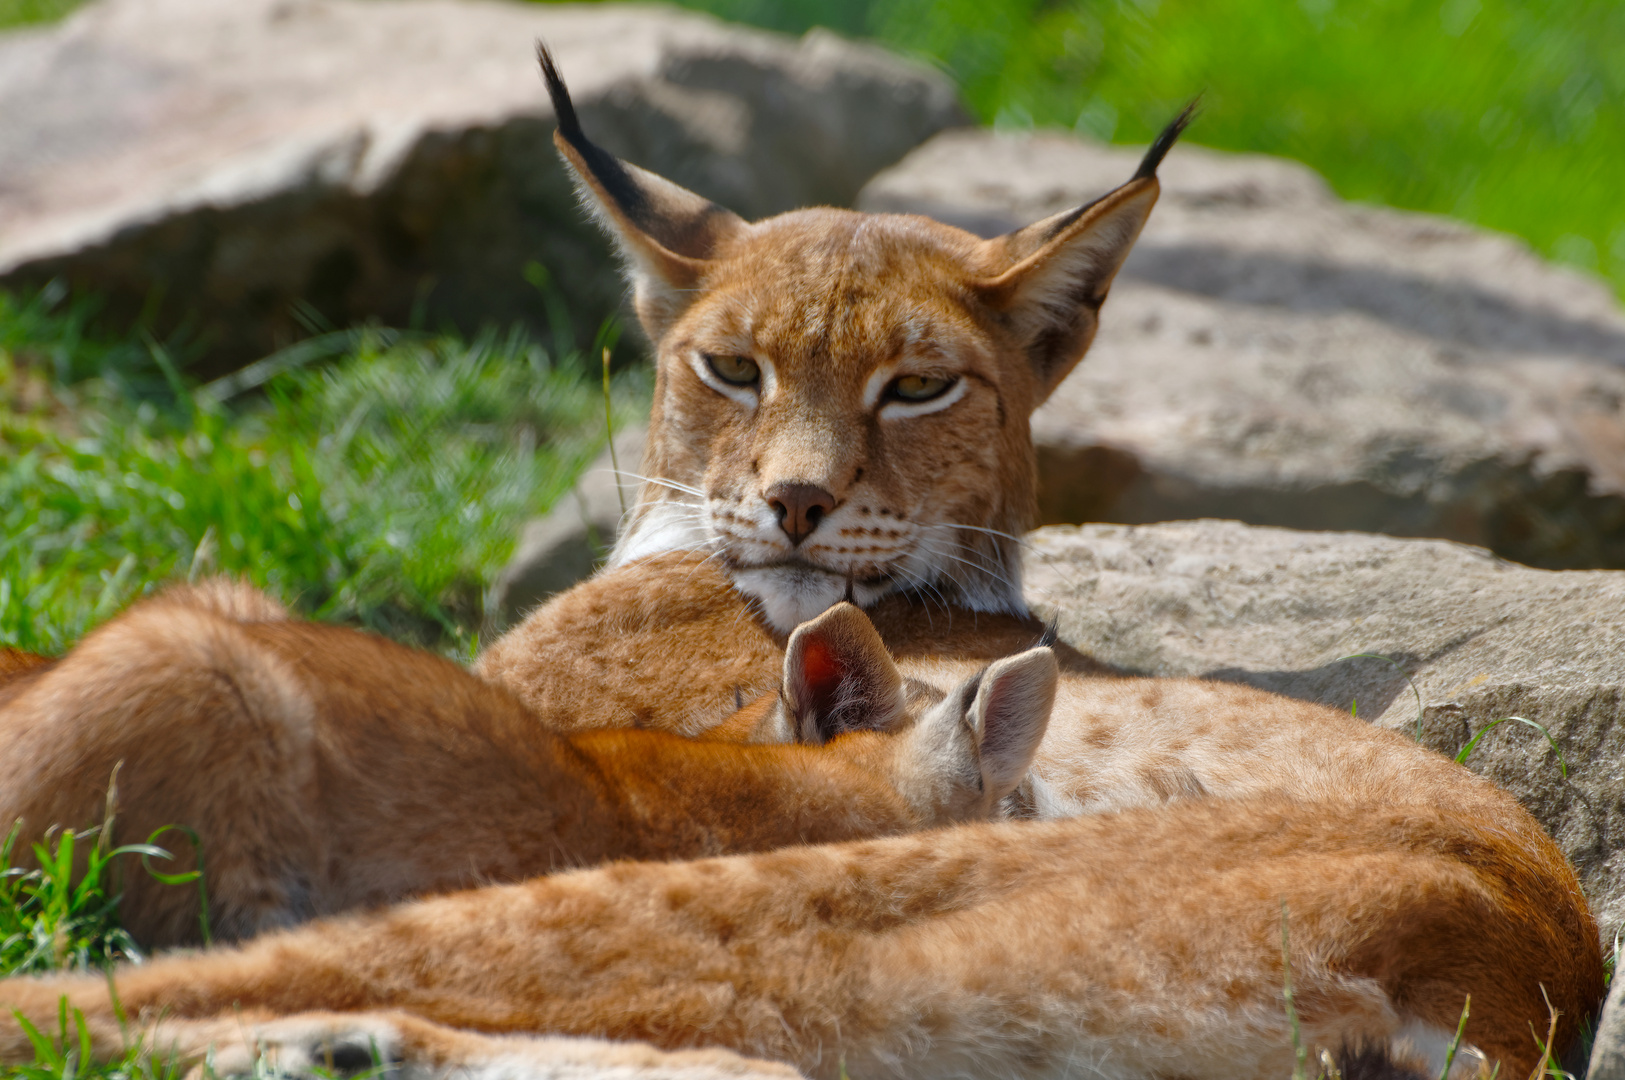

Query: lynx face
[540,50,1188,631]
[613,213,1047,630]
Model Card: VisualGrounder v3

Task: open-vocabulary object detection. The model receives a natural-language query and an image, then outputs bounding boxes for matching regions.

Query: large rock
[860,130,1625,570]
[1586,974,1625,1078]
[0,0,965,365]
[1022,519,1625,943]
[1592,978,1625,1079]
[488,425,645,627]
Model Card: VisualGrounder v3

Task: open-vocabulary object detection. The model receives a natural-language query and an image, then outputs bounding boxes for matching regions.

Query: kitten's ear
[538,43,747,339]
[973,102,1196,401]
[782,603,905,745]
[967,647,1057,800]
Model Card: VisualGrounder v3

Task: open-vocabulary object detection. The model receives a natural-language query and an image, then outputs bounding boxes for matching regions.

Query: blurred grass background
[4,0,1618,291]
[0,286,645,655]
[670,0,1625,295]
[1,0,1620,652]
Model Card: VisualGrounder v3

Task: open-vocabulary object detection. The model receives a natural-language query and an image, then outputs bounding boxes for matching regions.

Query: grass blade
[1456,716,1568,778]
[1437,995,1469,1080]
[1335,653,1424,740]
[1281,901,1309,1080]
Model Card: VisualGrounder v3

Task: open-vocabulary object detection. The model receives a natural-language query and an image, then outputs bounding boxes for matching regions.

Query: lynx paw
[181,1011,805,1080]
[185,1013,406,1079]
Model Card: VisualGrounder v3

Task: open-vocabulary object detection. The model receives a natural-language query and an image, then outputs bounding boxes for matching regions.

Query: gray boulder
[1023,519,1625,945]
[0,0,965,364]
[860,130,1625,570]
[488,425,645,627]
[1593,978,1625,1079]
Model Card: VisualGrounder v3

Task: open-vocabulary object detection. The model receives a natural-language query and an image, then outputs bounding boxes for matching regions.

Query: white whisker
[924,520,1091,609]
[606,471,706,499]
[884,563,952,627]
[912,538,1021,594]
[923,521,1031,548]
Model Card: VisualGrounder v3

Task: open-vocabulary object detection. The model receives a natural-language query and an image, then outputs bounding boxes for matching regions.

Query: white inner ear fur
[780,603,905,744]
[970,647,1058,799]
[1005,188,1157,339]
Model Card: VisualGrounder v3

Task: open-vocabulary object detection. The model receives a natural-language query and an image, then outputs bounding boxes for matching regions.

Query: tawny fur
[463,55,1604,1071]
[0,798,1581,1078]
[0,647,52,681]
[533,45,1170,635]
[0,565,1599,1075]
[475,550,1098,734]
[480,553,1604,1064]
[0,52,1603,1080]
[0,582,1049,948]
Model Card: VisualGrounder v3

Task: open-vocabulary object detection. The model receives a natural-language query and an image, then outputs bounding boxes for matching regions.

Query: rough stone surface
[1022,519,1625,944]
[0,0,965,364]
[490,426,645,626]
[1592,978,1625,1079]
[860,130,1625,570]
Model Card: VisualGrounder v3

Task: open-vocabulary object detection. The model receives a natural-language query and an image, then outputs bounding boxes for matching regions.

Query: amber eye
[888,374,954,402]
[706,354,760,386]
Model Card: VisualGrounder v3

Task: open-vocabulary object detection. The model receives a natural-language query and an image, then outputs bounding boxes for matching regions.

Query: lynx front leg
[177,1010,803,1080]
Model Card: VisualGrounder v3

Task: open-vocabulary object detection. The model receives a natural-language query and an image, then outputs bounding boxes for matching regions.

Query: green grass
[0,821,144,977]
[1,287,646,655]
[5,0,1617,295]
[572,0,1625,299]
[0,792,189,1080]
[1,0,1619,644]
[0,0,77,29]
[0,787,367,1079]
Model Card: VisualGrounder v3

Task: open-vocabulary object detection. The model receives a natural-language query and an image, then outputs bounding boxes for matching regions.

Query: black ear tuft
[535,42,581,144]
[536,40,653,228]
[1133,96,1201,181]
[1037,619,1060,650]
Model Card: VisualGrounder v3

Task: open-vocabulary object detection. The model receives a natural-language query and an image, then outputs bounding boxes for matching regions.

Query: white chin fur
[609,501,710,568]
[732,566,894,634]
[611,499,1031,633]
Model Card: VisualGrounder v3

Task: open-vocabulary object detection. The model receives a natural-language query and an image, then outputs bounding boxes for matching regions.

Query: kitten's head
[539,45,1190,632]
[758,601,1058,822]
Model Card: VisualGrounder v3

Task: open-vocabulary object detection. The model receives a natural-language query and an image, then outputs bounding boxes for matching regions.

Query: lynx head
[540,46,1191,632]
[748,601,1058,821]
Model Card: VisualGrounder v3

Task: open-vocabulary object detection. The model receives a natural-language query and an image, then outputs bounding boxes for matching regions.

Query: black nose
[766,483,836,546]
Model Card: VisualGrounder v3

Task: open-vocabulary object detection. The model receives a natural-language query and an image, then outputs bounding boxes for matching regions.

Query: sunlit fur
[0,560,1600,1077]
[0,581,1050,949]
[546,78,1164,632]
[0,797,1569,1080]
[479,552,1604,1075]
[0,56,1599,1079]
[0,568,1599,1071]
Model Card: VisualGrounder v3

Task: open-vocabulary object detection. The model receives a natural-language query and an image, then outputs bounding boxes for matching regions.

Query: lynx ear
[538,43,747,339]
[974,102,1196,400]
[782,602,906,745]
[967,647,1057,799]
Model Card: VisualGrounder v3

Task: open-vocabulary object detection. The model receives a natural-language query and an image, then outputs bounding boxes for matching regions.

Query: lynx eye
[887,374,954,402]
[706,354,760,386]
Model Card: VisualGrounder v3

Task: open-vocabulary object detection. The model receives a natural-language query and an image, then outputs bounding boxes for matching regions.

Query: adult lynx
[0,49,1601,1078]
[539,47,1185,633]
